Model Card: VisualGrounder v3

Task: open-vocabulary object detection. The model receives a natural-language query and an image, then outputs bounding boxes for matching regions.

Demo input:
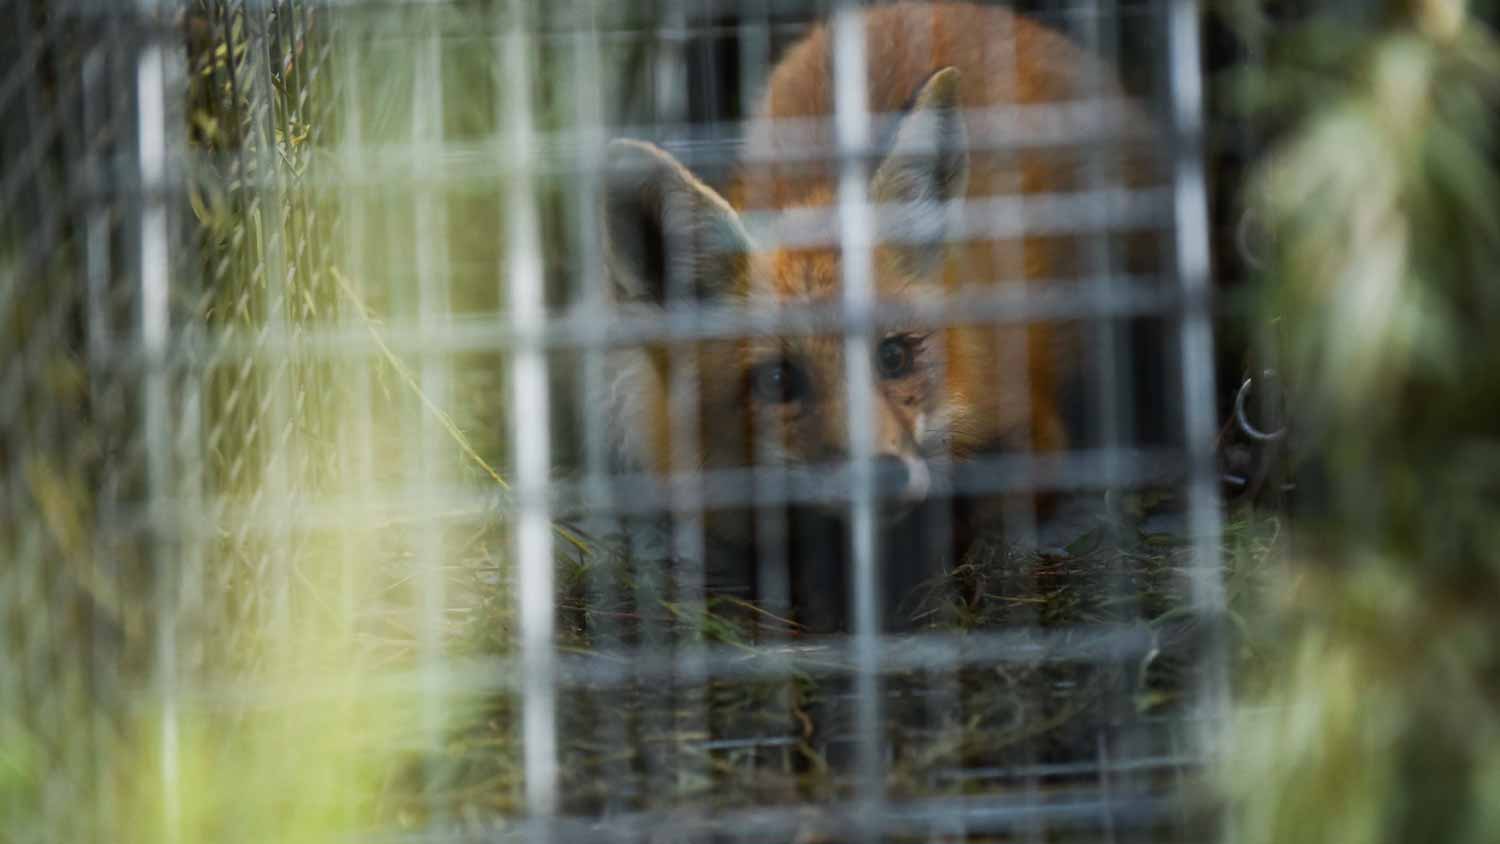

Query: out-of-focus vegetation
[1221,2,1500,842]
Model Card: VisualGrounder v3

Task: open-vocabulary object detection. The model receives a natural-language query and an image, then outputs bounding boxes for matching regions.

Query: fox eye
[876,335,919,379]
[747,359,809,404]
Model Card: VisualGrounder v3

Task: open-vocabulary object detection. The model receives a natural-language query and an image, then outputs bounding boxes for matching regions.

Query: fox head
[601,68,1048,529]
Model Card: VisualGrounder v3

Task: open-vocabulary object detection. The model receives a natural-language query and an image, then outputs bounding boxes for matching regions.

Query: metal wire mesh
[3,4,171,840]
[1,1,1238,842]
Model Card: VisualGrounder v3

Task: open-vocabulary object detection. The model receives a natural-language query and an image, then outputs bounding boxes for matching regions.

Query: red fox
[601,2,1159,630]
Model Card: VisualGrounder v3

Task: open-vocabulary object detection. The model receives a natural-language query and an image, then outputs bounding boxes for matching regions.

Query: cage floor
[369,485,1253,843]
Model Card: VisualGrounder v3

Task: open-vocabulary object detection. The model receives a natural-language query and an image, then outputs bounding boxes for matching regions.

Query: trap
[0,2,1279,842]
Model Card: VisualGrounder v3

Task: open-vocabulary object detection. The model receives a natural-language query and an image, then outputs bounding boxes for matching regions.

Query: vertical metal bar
[1076,0,1145,817]
[734,1,801,789]
[830,5,883,840]
[891,13,963,835]
[976,19,1050,842]
[738,0,790,638]
[333,16,377,829]
[83,42,112,377]
[333,26,376,833]
[411,10,451,821]
[337,13,369,650]
[570,7,609,528]
[171,371,205,802]
[653,0,711,805]
[247,1,294,644]
[501,0,558,825]
[653,0,688,129]
[80,23,118,840]
[1078,0,1128,477]
[1097,732,1120,844]
[163,1,205,793]
[565,3,631,815]
[1165,0,1229,760]
[135,23,179,844]
[970,10,1044,650]
[736,0,770,129]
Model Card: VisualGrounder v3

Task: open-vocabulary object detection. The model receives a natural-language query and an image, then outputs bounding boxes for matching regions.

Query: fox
[600,2,1162,632]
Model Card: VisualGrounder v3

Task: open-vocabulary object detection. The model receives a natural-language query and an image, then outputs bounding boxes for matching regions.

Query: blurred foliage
[1222,2,1500,843]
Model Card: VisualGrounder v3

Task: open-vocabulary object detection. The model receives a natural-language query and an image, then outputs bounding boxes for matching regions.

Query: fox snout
[859,392,935,514]
[809,402,936,520]
[795,452,931,522]
[870,453,932,518]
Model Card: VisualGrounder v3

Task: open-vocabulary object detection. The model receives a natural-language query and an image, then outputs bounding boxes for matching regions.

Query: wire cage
[1,1,1262,842]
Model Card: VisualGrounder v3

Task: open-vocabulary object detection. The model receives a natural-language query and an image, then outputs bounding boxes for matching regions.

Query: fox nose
[872,455,930,503]
[873,456,910,499]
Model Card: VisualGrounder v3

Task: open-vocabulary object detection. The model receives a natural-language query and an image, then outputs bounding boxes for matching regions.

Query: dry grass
[372,487,1278,832]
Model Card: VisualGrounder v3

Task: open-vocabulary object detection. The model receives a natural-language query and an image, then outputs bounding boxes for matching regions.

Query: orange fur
[724,2,1147,471]
[604,2,1158,555]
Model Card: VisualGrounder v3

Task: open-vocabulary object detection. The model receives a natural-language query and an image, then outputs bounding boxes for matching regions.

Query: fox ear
[870,67,969,274]
[602,139,753,305]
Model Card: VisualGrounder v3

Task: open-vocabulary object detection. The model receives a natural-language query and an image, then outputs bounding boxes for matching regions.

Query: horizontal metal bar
[25,2,181,32]
[545,448,1186,516]
[39,275,1186,377]
[932,752,1203,785]
[76,444,1189,552]
[155,277,1183,369]
[349,21,821,47]
[134,447,1187,543]
[173,0,1158,31]
[58,141,1163,237]
[139,99,1157,191]
[180,622,1192,708]
[367,789,1182,844]
[467,103,1143,182]
[741,188,1167,250]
